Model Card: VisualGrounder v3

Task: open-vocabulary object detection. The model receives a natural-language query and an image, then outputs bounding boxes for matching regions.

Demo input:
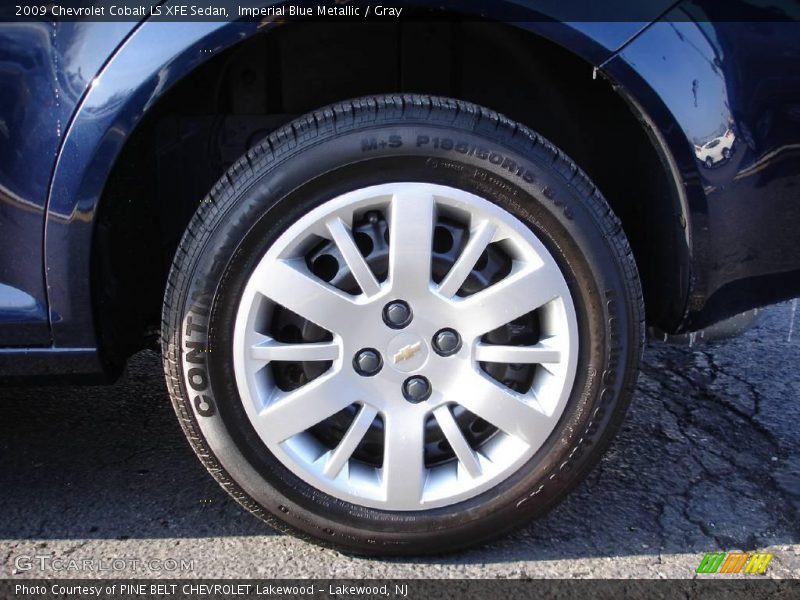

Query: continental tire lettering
[193,394,215,417]
[184,288,216,417]
[185,315,207,336]
[185,340,206,365]
[189,290,211,316]
[188,367,208,392]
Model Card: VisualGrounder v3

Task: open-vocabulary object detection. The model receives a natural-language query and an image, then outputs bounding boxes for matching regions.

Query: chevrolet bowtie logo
[393,342,422,364]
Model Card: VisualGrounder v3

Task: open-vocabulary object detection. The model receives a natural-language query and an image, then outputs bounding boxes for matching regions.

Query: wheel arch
[45,14,693,374]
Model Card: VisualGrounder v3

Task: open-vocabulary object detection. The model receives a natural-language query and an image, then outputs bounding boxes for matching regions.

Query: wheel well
[93,19,688,367]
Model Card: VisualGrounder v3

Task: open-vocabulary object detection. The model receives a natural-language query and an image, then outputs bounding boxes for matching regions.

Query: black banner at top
[0,0,799,23]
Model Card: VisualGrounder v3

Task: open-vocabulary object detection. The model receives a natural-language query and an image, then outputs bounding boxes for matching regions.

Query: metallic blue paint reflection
[0,21,138,346]
[606,11,800,329]
[0,0,798,379]
[42,2,669,356]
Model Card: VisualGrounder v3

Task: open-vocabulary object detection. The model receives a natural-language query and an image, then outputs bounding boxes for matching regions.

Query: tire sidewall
[168,115,639,553]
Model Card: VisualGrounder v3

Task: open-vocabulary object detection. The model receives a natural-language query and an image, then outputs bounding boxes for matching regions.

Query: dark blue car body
[1,0,799,381]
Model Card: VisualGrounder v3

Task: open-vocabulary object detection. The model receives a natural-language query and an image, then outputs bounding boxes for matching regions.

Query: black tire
[161,95,644,555]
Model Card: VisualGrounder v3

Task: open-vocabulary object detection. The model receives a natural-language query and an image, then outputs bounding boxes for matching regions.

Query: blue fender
[603,8,800,329]
[43,2,680,356]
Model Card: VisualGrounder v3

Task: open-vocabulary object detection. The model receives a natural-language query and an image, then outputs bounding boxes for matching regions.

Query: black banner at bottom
[2,579,798,600]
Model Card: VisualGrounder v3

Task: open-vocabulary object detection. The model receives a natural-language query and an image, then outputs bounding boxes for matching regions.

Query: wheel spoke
[388,189,435,294]
[457,264,562,336]
[325,217,381,297]
[474,342,561,364]
[255,258,359,334]
[382,409,426,506]
[251,339,340,363]
[437,220,497,298]
[323,404,378,478]
[457,371,551,448]
[234,182,578,510]
[433,405,481,478]
[256,372,352,443]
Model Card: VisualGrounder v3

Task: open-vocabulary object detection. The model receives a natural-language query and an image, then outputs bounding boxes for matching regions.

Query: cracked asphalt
[1,302,798,579]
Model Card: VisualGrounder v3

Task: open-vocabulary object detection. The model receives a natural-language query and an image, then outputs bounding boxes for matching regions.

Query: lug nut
[353,348,382,377]
[383,300,412,329]
[402,376,432,403]
[432,328,462,356]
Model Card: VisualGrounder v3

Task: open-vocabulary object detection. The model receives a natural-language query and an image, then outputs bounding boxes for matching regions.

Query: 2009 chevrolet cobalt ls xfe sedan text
[1,1,798,554]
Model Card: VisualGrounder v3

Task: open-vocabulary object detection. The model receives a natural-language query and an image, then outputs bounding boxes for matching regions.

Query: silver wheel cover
[233,183,578,510]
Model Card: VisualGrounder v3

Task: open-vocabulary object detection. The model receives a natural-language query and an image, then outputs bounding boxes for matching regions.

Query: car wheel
[162,95,644,555]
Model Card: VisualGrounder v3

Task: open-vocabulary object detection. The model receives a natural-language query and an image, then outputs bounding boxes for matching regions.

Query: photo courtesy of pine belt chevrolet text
[0,0,798,556]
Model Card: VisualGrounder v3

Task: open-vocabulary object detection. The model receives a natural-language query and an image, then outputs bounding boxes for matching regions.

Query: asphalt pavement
[1,302,798,579]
